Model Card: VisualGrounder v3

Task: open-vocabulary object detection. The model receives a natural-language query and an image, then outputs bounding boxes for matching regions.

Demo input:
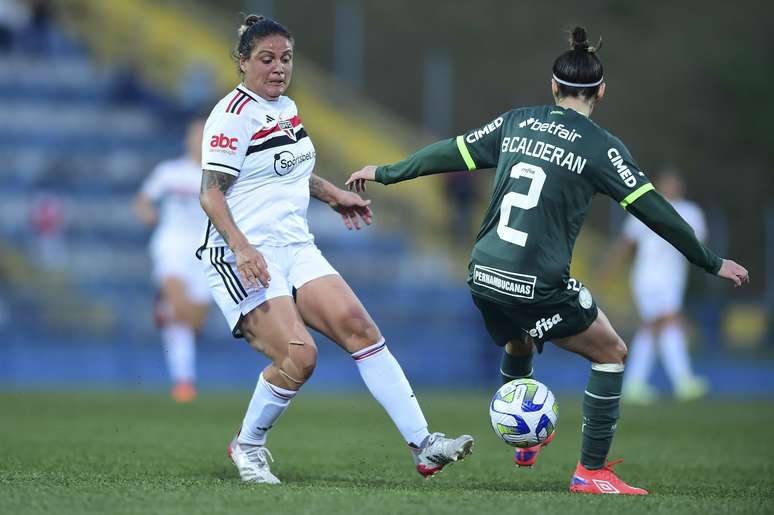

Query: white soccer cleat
[227,435,281,484]
[411,432,474,478]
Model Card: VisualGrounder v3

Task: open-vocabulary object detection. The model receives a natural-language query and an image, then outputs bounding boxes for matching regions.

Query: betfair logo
[519,118,582,142]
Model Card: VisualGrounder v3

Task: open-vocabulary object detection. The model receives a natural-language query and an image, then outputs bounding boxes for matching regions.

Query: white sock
[659,322,694,387]
[624,328,655,386]
[352,340,429,447]
[161,324,196,383]
[238,373,297,446]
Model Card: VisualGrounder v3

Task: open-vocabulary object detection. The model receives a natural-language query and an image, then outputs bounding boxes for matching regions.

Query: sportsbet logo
[210,133,238,151]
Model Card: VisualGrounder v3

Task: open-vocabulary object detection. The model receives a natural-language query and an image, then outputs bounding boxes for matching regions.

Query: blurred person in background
[0,0,28,52]
[347,26,749,495]
[197,14,472,485]
[134,116,211,403]
[29,188,66,269]
[608,167,709,404]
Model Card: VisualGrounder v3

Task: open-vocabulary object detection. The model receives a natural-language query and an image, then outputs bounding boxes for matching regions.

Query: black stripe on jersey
[205,162,240,173]
[195,220,212,260]
[245,128,308,156]
[228,92,246,113]
[218,247,248,298]
[236,87,258,102]
[209,248,242,304]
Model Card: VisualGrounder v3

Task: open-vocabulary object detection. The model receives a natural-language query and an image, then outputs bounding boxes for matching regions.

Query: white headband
[552,74,603,88]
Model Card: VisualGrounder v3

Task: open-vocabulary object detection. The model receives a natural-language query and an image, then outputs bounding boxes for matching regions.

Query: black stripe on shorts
[217,247,248,298]
[210,248,242,304]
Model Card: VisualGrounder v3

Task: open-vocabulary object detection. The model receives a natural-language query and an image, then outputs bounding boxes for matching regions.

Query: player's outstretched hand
[717,259,750,287]
[328,189,373,230]
[234,244,270,288]
[345,166,377,193]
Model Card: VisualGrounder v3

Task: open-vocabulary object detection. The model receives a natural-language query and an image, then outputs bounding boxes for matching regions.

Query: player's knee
[592,336,627,365]
[277,340,317,385]
[612,338,628,365]
[344,311,382,348]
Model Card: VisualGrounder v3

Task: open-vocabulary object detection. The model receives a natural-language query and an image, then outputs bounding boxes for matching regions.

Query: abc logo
[210,133,238,151]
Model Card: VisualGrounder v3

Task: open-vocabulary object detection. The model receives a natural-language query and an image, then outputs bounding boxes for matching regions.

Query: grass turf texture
[1,391,772,515]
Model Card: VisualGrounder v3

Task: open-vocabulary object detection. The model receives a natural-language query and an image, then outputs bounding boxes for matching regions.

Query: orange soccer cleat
[569,459,648,495]
[513,430,555,467]
[171,381,197,403]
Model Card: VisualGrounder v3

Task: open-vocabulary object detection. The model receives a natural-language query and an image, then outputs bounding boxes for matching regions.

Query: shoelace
[603,458,624,471]
[244,445,274,466]
[423,433,455,465]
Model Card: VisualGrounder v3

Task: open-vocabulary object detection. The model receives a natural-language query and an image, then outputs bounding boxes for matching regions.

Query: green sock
[500,351,534,384]
[580,364,624,470]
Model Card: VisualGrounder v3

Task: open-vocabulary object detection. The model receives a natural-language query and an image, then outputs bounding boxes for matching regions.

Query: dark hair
[552,26,603,100]
[234,14,294,70]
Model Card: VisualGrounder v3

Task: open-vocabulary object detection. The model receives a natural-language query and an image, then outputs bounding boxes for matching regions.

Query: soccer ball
[489,378,558,448]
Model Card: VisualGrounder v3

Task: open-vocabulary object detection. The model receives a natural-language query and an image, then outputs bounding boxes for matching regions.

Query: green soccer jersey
[458,105,653,306]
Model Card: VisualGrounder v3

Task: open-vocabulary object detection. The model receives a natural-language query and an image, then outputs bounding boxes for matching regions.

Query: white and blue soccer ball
[489,378,558,448]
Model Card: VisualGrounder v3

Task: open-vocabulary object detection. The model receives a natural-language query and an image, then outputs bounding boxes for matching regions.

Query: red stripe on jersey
[250,116,302,141]
[235,97,252,115]
[225,91,242,113]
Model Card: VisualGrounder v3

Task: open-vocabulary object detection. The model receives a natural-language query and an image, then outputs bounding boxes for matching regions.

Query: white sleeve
[139,164,167,201]
[688,203,708,242]
[201,111,252,176]
[621,214,641,242]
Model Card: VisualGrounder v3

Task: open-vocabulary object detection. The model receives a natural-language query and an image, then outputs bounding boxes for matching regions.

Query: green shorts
[472,282,598,349]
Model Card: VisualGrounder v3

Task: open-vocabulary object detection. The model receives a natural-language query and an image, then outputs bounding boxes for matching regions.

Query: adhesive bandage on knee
[277,340,309,386]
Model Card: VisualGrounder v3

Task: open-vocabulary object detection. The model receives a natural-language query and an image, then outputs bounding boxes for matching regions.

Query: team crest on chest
[279,119,297,141]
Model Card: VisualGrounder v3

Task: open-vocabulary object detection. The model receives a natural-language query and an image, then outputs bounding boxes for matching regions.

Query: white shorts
[150,236,211,304]
[631,281,686,322]
[203,242,339,338]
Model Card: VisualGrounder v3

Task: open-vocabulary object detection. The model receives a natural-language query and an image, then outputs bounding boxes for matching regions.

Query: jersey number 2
[496,163,546,246]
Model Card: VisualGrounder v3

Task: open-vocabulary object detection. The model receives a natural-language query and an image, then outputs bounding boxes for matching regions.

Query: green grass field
[1,391,773,515]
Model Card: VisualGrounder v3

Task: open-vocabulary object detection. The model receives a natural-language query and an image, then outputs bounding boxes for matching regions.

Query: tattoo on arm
[309,174,326,200]
[200,169,240,247]
[201,169,237,195]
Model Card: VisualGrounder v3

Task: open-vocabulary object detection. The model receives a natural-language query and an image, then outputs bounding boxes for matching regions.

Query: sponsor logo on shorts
[579,286,593,309]
[529,313,563,339]
[273,150,316,176]
[473,265,536,299]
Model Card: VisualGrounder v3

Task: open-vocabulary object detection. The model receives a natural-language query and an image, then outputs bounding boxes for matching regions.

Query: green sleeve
[375,113,508,185]
[626,190,722,274]
[375,138,469,185]
[587,136,652,203]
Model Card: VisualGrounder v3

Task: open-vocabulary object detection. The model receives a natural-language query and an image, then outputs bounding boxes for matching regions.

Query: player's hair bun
[570,26,589,51]
[569,26,601,53]
[238,14,266,37]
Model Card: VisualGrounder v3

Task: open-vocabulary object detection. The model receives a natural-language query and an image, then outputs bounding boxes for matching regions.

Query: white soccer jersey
[623,198,707,295]
[140,155,207,249]
[198,85,316,255]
